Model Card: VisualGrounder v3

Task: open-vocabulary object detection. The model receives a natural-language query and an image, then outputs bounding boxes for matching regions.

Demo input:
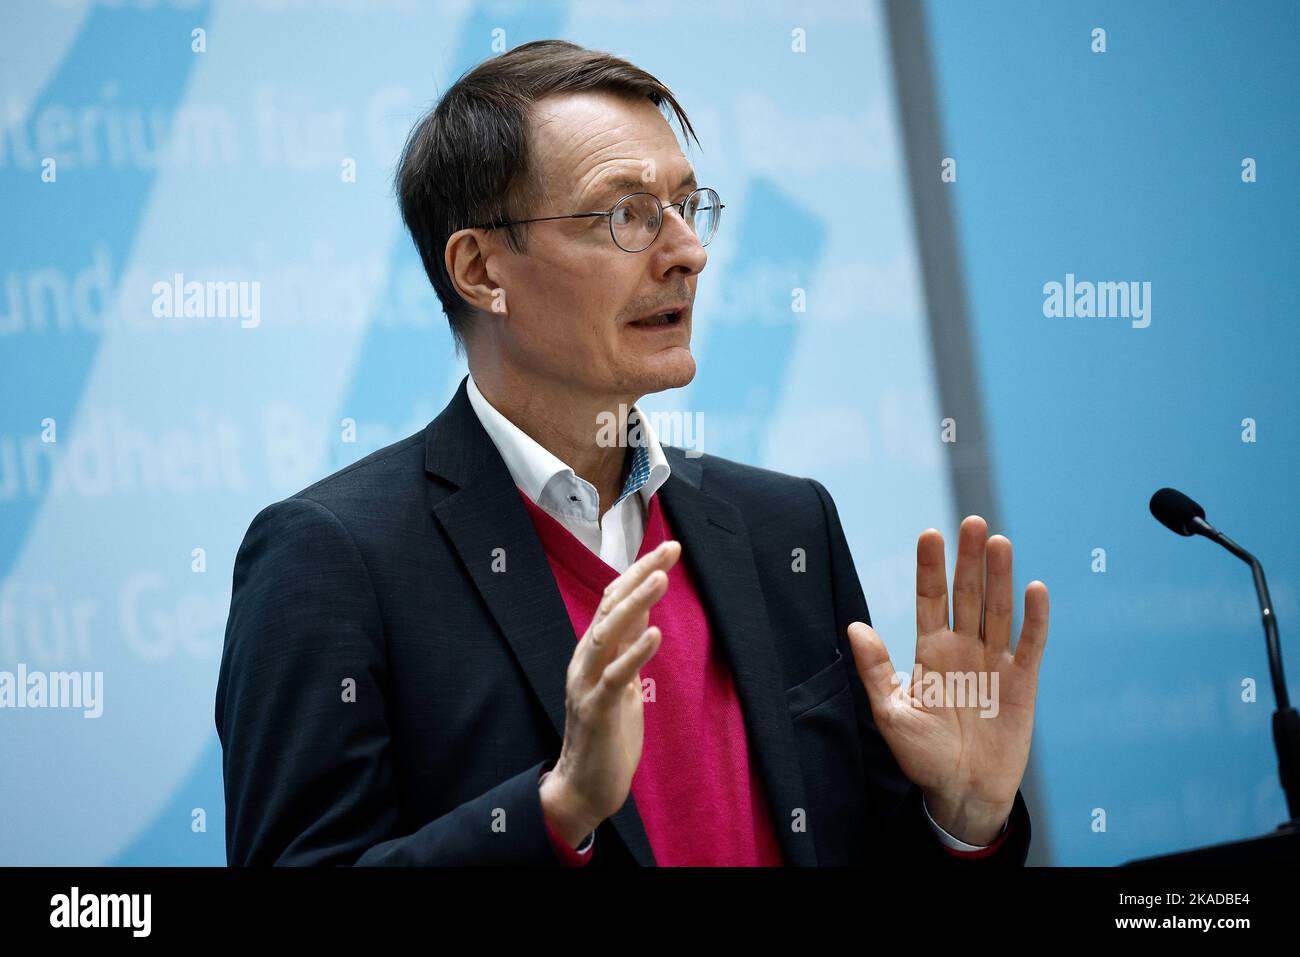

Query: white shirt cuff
[921,794,1008,851]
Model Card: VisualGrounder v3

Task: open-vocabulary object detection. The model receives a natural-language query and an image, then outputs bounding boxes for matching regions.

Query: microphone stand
[1189,515,1300,830]
[1128,500,1300,864]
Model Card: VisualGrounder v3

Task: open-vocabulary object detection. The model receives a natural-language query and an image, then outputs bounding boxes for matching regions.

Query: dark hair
[393,39,698,355]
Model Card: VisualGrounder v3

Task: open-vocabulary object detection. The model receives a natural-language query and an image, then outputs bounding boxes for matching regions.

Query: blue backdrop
[1,0,1295,866]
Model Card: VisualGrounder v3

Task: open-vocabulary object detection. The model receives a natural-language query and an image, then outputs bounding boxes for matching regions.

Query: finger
[591,540,681,629]
[580,564,672,681]
[915,528,950,637]
[983,534,1014,656]
[1013,581,1050,673]
[594,626,662,705]
[951,515,988,637]
[582,540,679,656]
[847,621,899,710]
[602,567,669,652]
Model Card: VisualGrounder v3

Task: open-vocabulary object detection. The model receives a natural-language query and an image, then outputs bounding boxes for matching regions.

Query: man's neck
[470,363,636,523]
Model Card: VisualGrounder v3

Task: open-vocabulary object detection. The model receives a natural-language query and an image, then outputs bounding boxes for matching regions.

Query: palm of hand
[848,516,1049,810]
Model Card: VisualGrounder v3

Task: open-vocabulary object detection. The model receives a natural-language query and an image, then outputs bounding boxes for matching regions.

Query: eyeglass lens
[610,188,721,252]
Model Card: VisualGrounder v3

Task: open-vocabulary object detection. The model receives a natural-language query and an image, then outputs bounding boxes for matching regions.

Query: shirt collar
[465,371,671,512]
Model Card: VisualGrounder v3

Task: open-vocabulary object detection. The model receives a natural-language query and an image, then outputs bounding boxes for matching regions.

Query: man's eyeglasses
[469,186,724,253]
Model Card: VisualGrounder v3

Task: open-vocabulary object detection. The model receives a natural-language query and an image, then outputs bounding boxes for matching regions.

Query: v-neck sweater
[519,486,785,866]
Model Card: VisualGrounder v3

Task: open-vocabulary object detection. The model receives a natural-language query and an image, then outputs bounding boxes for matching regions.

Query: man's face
[484,91,707,401]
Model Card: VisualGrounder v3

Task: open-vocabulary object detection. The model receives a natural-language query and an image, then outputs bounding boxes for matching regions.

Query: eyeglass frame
[466,186,724,253]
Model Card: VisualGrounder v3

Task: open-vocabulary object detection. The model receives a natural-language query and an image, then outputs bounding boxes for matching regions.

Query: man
[216,39,1049,866]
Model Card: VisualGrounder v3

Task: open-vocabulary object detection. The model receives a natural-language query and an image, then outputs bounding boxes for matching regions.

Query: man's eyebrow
[581,169,698,207]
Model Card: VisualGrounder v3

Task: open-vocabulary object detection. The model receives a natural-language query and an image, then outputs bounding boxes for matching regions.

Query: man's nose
[653,206,708,276]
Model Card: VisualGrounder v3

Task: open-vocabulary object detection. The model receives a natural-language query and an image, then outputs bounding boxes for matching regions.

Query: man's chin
[633,348,696,394]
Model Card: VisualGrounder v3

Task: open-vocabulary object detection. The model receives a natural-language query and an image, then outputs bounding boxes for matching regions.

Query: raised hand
[539,539,681,847]
[846,516,1049,844]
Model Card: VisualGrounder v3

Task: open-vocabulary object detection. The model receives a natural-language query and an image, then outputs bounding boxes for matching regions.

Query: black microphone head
[1150,487,1207,536]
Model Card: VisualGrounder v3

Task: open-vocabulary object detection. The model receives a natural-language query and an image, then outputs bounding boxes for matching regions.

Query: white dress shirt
[464,372,1005,854]
[466,372,670,572]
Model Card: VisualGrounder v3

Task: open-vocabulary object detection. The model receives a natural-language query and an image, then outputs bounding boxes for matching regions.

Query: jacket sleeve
[215,495,566,866]
[807,479,1032,867]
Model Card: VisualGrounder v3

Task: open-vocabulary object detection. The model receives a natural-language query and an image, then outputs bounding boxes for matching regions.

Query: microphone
[1149,486,1208,537]
[1150,487,1300,826]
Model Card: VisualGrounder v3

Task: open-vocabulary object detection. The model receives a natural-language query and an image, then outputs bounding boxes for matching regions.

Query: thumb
[847,621,900,710]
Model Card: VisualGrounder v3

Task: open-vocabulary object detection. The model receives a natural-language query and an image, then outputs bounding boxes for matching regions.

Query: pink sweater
[520,487,785,866]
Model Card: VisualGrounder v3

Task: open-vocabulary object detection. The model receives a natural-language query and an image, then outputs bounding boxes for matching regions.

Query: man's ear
[445,228,508,316]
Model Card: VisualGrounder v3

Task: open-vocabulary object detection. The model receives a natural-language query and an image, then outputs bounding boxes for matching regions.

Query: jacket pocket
[785,648,849,720]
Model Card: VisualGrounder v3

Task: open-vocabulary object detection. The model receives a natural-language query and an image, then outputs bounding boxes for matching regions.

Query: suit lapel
[658,450,818,866]
[424,376,656,865]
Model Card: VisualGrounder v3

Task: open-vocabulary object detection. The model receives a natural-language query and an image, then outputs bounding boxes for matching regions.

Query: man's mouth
[628,306,688,328]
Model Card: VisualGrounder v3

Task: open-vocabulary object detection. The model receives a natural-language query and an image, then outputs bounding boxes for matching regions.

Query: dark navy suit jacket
[215,374,1032,866]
